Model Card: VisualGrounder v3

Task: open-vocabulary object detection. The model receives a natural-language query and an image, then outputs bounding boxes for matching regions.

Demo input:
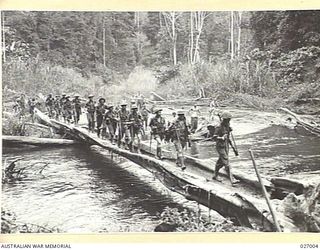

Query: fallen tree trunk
[280,107,320,136]
[3,135,78,147]
[32,108,302,231]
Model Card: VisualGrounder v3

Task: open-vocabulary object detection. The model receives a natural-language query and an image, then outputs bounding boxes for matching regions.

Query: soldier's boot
[117,136,122,148]
[110,135,115,145]
[212,165,222,182]
[97,128,101,138]
[225,165,239,186]
[125,138,130,150]
[156,147,163,160]
[129,141,134,152]
[137,143,142,154]
[179,156,186,171]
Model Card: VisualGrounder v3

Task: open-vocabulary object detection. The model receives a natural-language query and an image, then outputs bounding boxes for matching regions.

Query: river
[2,107,320,232]
[2,146,202,233]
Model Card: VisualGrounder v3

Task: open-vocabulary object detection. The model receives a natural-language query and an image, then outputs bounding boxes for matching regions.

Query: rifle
[229,132,239,156]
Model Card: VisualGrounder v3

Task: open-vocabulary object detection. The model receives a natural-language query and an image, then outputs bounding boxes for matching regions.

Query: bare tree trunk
[159,12,162,28]
[162,12,179,66]
[189,12,194,64]
[230,11,234,61]
[1,11,6,63]
[189,12,209,65]
[172,12,177,66]
[103,18,106,67]
[237,12,242,58]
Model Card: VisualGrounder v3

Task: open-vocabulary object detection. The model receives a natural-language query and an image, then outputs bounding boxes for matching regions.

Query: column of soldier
[42,93,195,170]
[42,93,239,184]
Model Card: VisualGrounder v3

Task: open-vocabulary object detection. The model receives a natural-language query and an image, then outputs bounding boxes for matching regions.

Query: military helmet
[99,97,106,102]
[221,111,232,119]
[121,101,127,106]
[88,94,94,98]
[177,110,185,115]
[131,104,138,110]
[55,94,60,97]
[107,103,114,108]
[62,93,66,97]
[74,93,80,97]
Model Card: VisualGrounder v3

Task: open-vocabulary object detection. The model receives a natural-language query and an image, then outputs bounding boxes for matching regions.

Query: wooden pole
[249,149,282,232]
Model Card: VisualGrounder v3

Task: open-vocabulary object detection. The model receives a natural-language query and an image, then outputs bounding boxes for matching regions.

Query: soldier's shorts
[97,115,103,129]
[173,139,187,157]
[153,134,163,148]
[87,112,95,128]
[107,123,116,136]
[216,146,230,172]
[120,125,130,139]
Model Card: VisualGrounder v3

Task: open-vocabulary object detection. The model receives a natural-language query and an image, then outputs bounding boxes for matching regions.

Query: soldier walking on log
[28,98,37,123]
[73,94,82,125]
[45,93,55,118]
[64,95,73,123]
[149,108,166,159]
[96,97,107,138]
[117,101,131,149]
[188,104,201,133]
[54,95,61,120]
[85,94,96,133]
[168,110,190,170]
[105,103,117,144]
[60,94,67,122]
[212,111,239,185]
[129,105,144,153]
[140,104,149,131]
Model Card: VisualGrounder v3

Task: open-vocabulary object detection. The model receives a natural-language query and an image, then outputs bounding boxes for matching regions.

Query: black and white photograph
[1,10,320,234]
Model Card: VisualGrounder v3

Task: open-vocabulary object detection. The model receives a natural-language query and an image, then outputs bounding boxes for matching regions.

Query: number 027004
[300,244,319,248]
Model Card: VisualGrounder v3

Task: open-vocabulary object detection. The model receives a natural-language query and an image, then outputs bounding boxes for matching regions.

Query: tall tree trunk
[172,12,177,66]
[1,11,6,63]
[189,12,194,65]
[230,11,234,60]
[193,12,202,64]
[237,12,242,58]
[159,12,162,28]
[162,12,178,66]
[103,18,106,67]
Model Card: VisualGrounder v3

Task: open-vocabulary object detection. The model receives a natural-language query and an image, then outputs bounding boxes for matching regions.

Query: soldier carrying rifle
[212,111,239,186]
[149,108,166,160]
[167,110,190,170]
[129,105,144,153]
[85,94,96,133]
[96,97,107,138]
[117,101,131,149]
[73,94,82,125]
[105,103,118,144]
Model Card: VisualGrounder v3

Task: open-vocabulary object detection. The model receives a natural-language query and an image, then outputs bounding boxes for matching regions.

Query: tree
[162,12,182,66]
[189,11,210,64]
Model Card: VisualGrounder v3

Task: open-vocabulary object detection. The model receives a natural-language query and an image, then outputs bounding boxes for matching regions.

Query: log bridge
[6,108,311,232]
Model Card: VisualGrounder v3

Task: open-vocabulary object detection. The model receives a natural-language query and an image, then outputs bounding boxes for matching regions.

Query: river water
[2,107,320,232]
[3,146,203,233]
